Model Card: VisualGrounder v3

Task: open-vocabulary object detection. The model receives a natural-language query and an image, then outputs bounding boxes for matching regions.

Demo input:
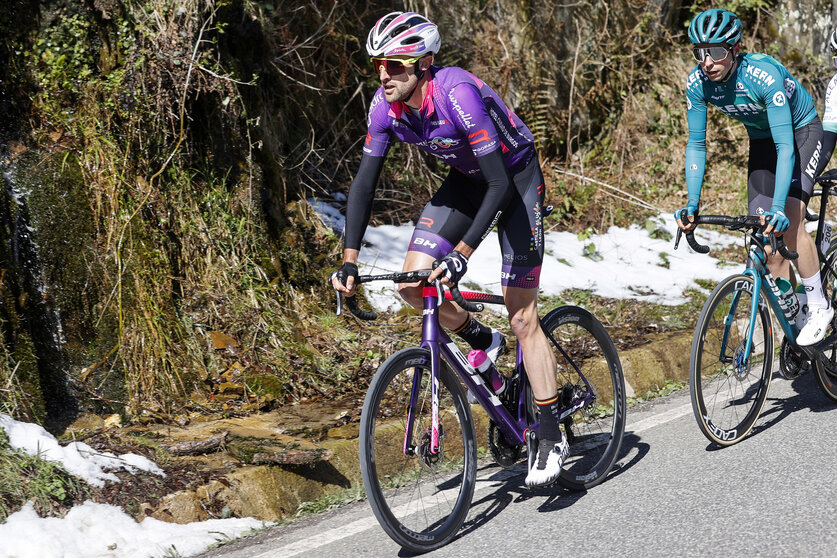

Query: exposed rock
[144,491,208,524]
[252,448,333,465]
[164,431,228,456]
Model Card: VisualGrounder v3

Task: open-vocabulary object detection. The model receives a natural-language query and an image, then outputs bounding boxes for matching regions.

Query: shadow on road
[703,371,837,451]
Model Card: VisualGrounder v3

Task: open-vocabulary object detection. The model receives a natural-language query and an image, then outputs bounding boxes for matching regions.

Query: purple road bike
[335,270,626,552]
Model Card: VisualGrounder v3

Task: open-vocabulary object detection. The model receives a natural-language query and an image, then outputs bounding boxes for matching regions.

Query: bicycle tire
[690,274,773,446]
[359,347,476,552]
[813,240,837,401]
[540,306,626,490]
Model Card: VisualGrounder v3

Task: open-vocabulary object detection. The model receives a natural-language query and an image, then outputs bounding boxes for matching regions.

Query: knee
[398,283,423,308]
[508,308,538,340]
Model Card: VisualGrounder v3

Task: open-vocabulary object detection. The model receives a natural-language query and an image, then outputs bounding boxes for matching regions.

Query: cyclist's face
[697,43,739,82]
[377,56,430,103]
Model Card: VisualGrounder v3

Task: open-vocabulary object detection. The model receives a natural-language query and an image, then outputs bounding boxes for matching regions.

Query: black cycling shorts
[748,116,823,213]
[408,157,545,289]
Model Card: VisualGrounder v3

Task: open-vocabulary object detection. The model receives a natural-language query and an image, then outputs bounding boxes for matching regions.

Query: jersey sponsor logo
[736,82,745,90]
[805,140,822,179]
[784,78,796,98]
[430,137,457,148]
[468,129,491,145]
[418,216,435,227]
[710,94,726,101]
[687,70,707,87]
[448,90,475,129]
[488,107,520,148]
[745,64,776,87]
[413,237,438,249]
[430,119,448,126]
[436,153,457,160]
[717,102,764,116]
[368,91,384,125]
[772,91,786,106]
[686,97,692,110]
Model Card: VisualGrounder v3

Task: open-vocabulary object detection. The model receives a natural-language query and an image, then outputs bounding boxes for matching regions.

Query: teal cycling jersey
[685,53,818,210]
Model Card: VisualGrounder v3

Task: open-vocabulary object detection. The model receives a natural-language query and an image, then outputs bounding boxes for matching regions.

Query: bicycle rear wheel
[359,347,476,552]
[690,274,773,446]
[540,306,626,490]
[813,241,837,400]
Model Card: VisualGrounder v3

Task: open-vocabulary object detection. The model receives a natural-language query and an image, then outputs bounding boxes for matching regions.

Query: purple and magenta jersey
[363,66,536,177]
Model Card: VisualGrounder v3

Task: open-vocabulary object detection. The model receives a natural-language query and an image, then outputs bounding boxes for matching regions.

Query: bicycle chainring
[779,337,810,380]
[488,421,521,468]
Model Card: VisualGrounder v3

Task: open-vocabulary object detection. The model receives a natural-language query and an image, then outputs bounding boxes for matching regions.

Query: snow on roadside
[0,501,266,558]
[0,414,163,487]
[312,204,743,312]
[0,414,271,558]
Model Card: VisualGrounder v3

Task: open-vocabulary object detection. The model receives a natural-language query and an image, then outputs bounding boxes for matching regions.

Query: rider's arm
[684,72,709,206]
[764,88,796,212]
[343,154,386,253]
[819,75,837,175]
[342,90,393,254]
[448,83,515,251]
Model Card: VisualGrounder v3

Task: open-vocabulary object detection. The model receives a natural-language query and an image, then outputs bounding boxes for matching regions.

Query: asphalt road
[196,371,837,558]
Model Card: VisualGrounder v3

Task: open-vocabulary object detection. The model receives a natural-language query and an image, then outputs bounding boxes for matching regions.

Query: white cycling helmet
[366,11,441,58]
[830,26,837,55]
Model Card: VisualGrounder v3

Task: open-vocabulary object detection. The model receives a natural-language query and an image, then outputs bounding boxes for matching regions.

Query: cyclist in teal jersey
[676,8,833,345]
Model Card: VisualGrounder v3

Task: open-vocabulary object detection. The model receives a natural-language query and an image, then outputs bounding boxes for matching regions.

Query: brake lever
[330,271,344,316]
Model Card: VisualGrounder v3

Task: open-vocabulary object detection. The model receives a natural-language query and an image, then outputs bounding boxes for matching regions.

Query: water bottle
[776,277,800,321]
[467,349,506,396]
[795,284,808,328]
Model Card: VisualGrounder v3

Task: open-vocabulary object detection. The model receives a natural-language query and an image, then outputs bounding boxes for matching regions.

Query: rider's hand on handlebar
[760,207,789,236]
[429,250,469,285]
[674,201,699,233]
[331,262,359,296]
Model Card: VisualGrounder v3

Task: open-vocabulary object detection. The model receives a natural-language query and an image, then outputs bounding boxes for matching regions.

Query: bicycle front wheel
[690,274,773,446]
[359,347,476,553]
[541,306,626,490]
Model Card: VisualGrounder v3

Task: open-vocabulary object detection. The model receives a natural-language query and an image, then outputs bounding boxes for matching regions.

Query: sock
[535,394,562,441]
[452,315,493,351]
[801,273,829,309]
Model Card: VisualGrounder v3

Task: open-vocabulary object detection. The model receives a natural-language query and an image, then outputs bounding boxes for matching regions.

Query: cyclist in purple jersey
[331,11,568,488]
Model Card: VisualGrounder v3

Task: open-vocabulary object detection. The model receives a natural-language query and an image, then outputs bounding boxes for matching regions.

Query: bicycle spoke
[359,348,476,552]
[690,274,772,445]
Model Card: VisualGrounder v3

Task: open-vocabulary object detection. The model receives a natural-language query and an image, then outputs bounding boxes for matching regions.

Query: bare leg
[398,250,470,329]
[502,285,556,400]
[781,199,820,279]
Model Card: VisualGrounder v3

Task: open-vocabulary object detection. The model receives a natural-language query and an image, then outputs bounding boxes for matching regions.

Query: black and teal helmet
[688,9,742,45]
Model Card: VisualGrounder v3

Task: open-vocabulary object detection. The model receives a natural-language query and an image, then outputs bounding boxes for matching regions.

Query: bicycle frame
[406,282,596,456]
[407,284,530,454]
[727,240,797,367]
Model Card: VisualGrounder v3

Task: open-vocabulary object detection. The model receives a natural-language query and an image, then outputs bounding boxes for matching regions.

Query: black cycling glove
[334,262,359,288]
[433,250,469,284]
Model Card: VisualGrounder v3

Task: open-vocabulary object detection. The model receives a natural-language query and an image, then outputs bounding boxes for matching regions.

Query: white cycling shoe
[796,304,834,346]
[525,434,569,488]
